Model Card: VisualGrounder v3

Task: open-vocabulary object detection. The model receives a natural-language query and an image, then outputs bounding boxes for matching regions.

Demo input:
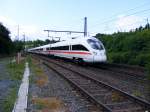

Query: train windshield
[87,39,103,50]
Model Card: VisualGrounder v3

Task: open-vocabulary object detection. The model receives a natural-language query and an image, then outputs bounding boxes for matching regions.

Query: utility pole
[146,18,149,24]
[44,30,54,42]
[17,25,19,40]
[44,17,88,39]
[146,18,150,29]
[84,17,87,37]
[23,34,25,51]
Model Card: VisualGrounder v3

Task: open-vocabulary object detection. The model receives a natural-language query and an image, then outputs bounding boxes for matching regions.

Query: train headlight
[93,51,97,55]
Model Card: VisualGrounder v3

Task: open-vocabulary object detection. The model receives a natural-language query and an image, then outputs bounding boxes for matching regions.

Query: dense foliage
[0,23,58,54]
[11,38,58,53]
[0,23,14,55]
[95,24,150,68]
[25,39,58,49]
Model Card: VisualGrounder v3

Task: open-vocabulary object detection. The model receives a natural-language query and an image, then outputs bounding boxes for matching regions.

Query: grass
[133,90,142,97]
[7,59,25,80]
[2,86,19,112]
[29,57,69,111]
[32,97,67,111]
[111,91,124,102]
[29,57,68,111]
[36,75,48,88]
[2,57,26,112]
[30,57,49,87]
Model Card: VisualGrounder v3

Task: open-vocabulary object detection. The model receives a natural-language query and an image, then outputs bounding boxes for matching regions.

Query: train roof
[28,36,99,51]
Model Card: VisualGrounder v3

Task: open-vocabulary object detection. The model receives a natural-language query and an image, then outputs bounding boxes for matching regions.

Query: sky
[0,0,150,41]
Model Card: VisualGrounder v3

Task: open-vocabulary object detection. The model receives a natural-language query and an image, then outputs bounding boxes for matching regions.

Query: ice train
[28,36,107,63]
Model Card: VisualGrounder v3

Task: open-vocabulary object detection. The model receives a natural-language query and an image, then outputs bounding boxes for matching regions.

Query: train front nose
[93,51,107,62]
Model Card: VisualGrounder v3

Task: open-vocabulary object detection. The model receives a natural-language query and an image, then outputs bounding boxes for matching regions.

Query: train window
[51,47,59,50]
[46,47,50,50]
[51,46,69,50]
[60,46,69,50]
[51,47,54,50]
[72,45,88,51]
[87,39,103,50]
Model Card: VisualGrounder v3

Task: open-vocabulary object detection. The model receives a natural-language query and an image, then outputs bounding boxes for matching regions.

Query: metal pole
[17,25,19,40]
[84,17,87,37]
[146,18,149,29]
[23,34,25,51]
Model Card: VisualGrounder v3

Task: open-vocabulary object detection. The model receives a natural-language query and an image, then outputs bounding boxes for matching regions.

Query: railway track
[34,55,150,112]
[45,55,149,97]
[93,63,147,80]
[33,54,149,100]
[28,62,102,112]
[44,55,147,81]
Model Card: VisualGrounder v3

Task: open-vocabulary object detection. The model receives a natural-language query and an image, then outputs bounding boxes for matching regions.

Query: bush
[108,52,134,64]
[134,54,150,66]
[96,29,150,68]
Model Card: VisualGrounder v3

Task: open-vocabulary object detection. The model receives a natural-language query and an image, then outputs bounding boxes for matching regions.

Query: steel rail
[44,62,111,112]
[34,55,150,111]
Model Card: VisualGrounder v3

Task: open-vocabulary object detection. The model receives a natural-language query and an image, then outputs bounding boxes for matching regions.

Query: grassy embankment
[3,57,26,112]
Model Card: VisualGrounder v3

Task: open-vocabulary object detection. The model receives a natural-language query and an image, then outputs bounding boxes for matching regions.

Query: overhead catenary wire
[89,14,150,35]
[43,3,150,38]
[90,8,150,29]
[90,1,150,28]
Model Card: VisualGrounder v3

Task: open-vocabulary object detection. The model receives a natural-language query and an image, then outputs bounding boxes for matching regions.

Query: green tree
[13,40,24,52]
[0,23,13,54]
[95,26,150,67]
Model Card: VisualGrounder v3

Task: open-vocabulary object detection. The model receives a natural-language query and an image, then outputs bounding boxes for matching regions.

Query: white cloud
[115,15,143,31]
[0,16,88,41]
[0,16,17,26]
[0,16,47,40]
[20,25,37,34]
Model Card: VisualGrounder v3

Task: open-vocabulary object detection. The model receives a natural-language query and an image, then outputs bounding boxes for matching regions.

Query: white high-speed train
[28,36,107,63]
